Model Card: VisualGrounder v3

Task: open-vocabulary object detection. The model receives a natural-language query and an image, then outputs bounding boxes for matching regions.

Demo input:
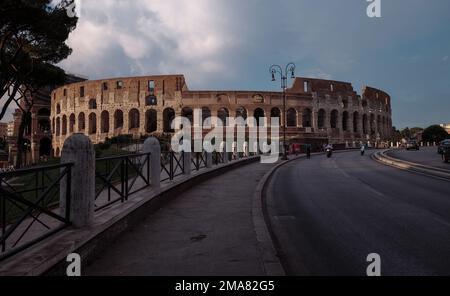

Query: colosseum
[50,74,392,155]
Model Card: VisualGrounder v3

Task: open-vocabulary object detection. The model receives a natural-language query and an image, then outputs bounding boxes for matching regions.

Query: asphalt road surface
[266,150,450,276]
[387,146,450,170]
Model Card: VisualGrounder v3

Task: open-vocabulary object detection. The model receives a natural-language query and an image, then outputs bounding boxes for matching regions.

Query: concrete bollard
[60,134,95,228]
[223,145,229,164]
[206,152,213,168]
[143,137,161,190]
[183,151,191,175]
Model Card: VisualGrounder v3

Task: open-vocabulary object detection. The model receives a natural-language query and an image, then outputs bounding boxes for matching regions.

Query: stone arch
[89,113,97,135]
[330,110,338,129]
[39,137,52,157]
[217,107,229,126]
[101,111,109,133]
[370,114,376,134]
[78,112,85,131]
[235,106,247,120]
[146,109,157,133]
[62,115,67,135]
[362,114,368,134]
[52,118,55,134]
[342,111,349,131]
[181,107,194,125]
[353,112,359,133]
[202,107,212,125]
[163,108,175,132]
[302,108,312,128]
[69,114,75,133]
[271,107,281,126]
[286,108,297,127]
[253,108,265,127]
[128,109,140,130]
[318,109,326,129]
[56,104,61,114]
[114,110,124,130]
[56,117,61,136]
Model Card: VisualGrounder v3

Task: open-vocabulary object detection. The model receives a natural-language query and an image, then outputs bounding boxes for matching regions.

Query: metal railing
[192,151,208,171]
[161,151,185,182]
[0,163,73,261]
[95,152,151,212]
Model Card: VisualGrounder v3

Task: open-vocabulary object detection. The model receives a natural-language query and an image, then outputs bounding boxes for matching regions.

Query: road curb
[372,150,450,182]
[252,155,306,276]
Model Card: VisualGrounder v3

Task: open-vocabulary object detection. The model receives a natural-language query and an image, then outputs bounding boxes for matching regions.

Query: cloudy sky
[4,0,450,129]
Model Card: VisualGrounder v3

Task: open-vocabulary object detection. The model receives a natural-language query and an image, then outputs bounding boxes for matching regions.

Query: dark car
[438,139,450,154]
[406,140,419,151]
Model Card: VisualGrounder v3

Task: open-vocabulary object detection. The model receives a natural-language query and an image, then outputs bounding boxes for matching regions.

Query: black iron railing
[95,152,151,211]
[0,162,73,261]
[161,151,185,182]
[212,151,225,165]
[191,151,208,171]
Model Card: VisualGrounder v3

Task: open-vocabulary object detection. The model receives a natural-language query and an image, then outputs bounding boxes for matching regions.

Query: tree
[422,125,449,144]
[0,0,78,121]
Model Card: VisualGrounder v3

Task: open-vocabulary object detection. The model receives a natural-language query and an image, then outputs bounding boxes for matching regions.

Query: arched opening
[235,106,247,121]
[286,108,297,127]
[330,110,338,129]
[39,138,52,157]
[101,111,109,133]
[89,113,97,135]
[56,104,61,114]
[302,108,312,128]
[271,107,281,126]
[114,110,123,130]
[217,107,229,126]
[362,114,368,134]
[38,108,50,117]
[181,107,193,125]
[69,114,75,133]
[56,117,61,135]
[89,99,97,109]
[163,108,175,132]
[78,113,85,132]
[128,109,140,130]
[318,109,326,129]
[52,118,55,134]
[353,112,359,133]
[38,118,51,134]
[253,108,265,127]
[202,107,212,125]
[342,111,349,131]
[370,114,376,134]
[62,115,67,135]
[377,115,382,134]
[146,109,157,133]
[55,147,60,157]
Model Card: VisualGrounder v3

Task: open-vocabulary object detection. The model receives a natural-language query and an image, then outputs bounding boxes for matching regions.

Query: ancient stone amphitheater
[50,74,392,155]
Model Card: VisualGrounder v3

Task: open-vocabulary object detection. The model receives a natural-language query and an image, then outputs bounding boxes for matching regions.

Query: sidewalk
[84,161,277,276]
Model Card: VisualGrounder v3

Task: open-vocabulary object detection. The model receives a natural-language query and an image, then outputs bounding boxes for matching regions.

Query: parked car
[438,139,450,154]
[406,140,419,151]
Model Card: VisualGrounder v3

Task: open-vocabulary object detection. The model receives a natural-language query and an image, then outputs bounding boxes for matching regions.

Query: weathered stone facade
[51,74,393,155]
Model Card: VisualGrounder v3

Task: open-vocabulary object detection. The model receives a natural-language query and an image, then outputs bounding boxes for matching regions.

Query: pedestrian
[306,144,311,159]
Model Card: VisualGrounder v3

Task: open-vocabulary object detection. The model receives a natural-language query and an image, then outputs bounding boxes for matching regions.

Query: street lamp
[270,63,296,160]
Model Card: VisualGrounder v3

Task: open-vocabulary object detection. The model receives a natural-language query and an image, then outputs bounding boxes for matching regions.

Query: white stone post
[143,137,161,190]
[206,152,213,168]
[183,151,191,175]
[60,134,95,228]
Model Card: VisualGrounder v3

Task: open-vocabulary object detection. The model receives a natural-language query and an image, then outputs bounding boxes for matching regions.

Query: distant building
[441,123,450,134]
[0,122,7,138]
[7,121,16,137]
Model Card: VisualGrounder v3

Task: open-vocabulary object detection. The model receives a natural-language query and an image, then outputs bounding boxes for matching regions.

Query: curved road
[387,146,450,170]
[266,150,450,276]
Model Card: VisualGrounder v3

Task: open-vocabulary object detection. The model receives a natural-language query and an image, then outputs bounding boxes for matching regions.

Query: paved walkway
[84,161,277,276]
[387,147,449,170]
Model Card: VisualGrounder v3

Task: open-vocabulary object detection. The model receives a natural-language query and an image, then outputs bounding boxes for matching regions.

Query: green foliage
[422,125,449,143]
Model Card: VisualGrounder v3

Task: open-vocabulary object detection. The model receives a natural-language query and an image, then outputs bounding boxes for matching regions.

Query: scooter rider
[325,144,333,158]
[360,144,366,156]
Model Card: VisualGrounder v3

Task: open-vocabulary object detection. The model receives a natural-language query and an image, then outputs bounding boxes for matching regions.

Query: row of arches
[52,107,391,137]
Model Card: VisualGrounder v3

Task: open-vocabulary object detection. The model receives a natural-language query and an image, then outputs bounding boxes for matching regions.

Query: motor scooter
[326,148,332,158]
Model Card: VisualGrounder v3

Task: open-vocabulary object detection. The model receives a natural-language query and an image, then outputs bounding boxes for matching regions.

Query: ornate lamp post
[270,63,296,160]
